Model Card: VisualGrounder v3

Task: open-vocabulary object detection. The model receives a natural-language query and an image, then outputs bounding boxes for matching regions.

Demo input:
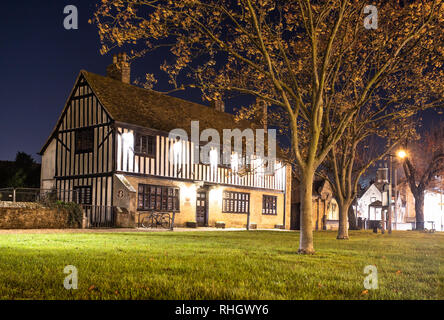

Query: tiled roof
[81,70,255,135]
[40,70,269,155]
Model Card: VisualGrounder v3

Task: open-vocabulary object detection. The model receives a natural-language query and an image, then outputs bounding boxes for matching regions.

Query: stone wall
[0,202,72,229]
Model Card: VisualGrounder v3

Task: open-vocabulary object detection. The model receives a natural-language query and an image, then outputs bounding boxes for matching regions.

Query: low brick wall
[0,206,71,229]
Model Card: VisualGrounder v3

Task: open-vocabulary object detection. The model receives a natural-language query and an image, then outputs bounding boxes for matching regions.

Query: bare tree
[402,124,444,230]
[93,0,443,253]
[320,116,418,239]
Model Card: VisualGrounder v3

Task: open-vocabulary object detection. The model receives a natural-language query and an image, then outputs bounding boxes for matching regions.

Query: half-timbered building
[40,54,292,228]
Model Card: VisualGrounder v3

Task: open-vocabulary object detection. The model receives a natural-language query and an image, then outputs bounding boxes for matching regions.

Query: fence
[82,205,116,228]
[0,188,116,228]
[358,217,436,231]
[0,188,77,203]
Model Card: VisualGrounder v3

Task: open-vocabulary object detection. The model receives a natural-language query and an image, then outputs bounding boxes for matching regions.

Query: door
[196,190,208,227]
[290,203,300,230]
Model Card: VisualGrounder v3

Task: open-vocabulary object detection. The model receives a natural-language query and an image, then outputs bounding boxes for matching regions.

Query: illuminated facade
[39,55,291,228]
[357,167,443,231]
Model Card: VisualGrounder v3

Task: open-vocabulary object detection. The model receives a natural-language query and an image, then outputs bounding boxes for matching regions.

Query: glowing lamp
[181,185,196,202]
[209,187,222,203]
[173,141,182,159]
[397,150,407,159]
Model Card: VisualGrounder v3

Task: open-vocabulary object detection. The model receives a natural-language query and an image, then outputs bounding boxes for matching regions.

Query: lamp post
[439,175,443,231]
[387,150,407,234]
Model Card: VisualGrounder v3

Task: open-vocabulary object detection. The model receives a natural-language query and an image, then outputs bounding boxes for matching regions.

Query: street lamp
[387,149,407,234]
[397,150,407,159]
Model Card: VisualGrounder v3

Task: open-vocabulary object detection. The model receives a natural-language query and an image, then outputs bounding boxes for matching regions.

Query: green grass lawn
[0,230,442,300]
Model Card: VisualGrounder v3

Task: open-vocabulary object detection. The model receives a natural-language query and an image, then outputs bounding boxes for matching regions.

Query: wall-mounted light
[180,184,196,203]
[173,140,182,164]
[209,187,223,203]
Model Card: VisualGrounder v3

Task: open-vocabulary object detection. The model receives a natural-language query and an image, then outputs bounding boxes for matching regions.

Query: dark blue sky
[0,0,187,162]
[0,1,441,162]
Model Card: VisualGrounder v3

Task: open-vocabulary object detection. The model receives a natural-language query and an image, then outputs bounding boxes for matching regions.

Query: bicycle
[141,211,171,229]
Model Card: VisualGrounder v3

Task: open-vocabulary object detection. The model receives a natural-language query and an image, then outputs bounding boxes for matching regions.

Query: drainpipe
[246,209,250,230]
[282,165,287,229]
[283,189,286,228]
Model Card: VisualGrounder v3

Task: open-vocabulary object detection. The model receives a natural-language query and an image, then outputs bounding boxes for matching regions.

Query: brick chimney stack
[106,53,131,84]
[210,100,225,112]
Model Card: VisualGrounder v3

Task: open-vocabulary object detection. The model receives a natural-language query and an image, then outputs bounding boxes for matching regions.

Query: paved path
[0,227,293,234]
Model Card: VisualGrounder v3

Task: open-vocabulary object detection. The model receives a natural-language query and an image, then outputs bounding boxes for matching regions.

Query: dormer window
[135,133,155,157]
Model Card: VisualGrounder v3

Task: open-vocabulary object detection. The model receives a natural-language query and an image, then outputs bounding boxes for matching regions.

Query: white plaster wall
[357,184,382,219]
[40,139,56,190]
[424,191,444,231]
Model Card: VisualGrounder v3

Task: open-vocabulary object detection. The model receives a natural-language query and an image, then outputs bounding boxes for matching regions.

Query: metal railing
[411,221,436,231]
[82,205,116,228]
[0,188,77,203]
[0,188,117,228]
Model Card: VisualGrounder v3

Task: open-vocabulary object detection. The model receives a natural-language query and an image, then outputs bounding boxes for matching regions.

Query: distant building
[357,166,443,231]
[291,179,339,230]
[357,167,390,221]
[396,181,444,231]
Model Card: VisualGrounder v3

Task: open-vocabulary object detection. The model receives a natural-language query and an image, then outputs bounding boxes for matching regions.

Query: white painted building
[357,167,390,221]
[357,166,444,231]
[424,190,444,231]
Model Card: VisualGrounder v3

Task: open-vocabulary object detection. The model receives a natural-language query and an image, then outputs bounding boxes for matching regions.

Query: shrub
[45,201,83,228]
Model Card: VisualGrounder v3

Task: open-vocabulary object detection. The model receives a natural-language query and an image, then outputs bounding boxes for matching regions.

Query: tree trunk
[337,200,350,240]
[298,170,315,254]
[348,205,358,230]
[413,192,425,230]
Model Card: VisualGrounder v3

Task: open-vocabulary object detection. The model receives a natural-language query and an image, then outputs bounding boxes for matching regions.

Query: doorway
[196,190,208,226]
[290,203,301,230]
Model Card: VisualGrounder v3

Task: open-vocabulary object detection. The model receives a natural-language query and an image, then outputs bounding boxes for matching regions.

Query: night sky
[0,1,442,163]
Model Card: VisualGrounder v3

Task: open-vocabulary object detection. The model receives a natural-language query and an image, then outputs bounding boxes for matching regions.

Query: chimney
[210,100,225,112]
[376,166,388,183]
[106,53,131,84]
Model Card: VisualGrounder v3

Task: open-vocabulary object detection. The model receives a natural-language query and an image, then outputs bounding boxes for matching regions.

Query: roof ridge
[80,70,239,121]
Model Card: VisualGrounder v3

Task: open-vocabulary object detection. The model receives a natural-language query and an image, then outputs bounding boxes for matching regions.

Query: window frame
[75,127,94,154]
[137,184,180,212]
[73,186,92,205]
[262,195,277,215]
[222,191,250,214]
[134,133,156,157]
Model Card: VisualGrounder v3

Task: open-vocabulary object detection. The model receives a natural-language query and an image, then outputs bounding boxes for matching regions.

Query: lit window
[222,191,250,214]
[74,186,92,205]
[135,133,155,157]
[262,195,277,215]
[137,184,179,211]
